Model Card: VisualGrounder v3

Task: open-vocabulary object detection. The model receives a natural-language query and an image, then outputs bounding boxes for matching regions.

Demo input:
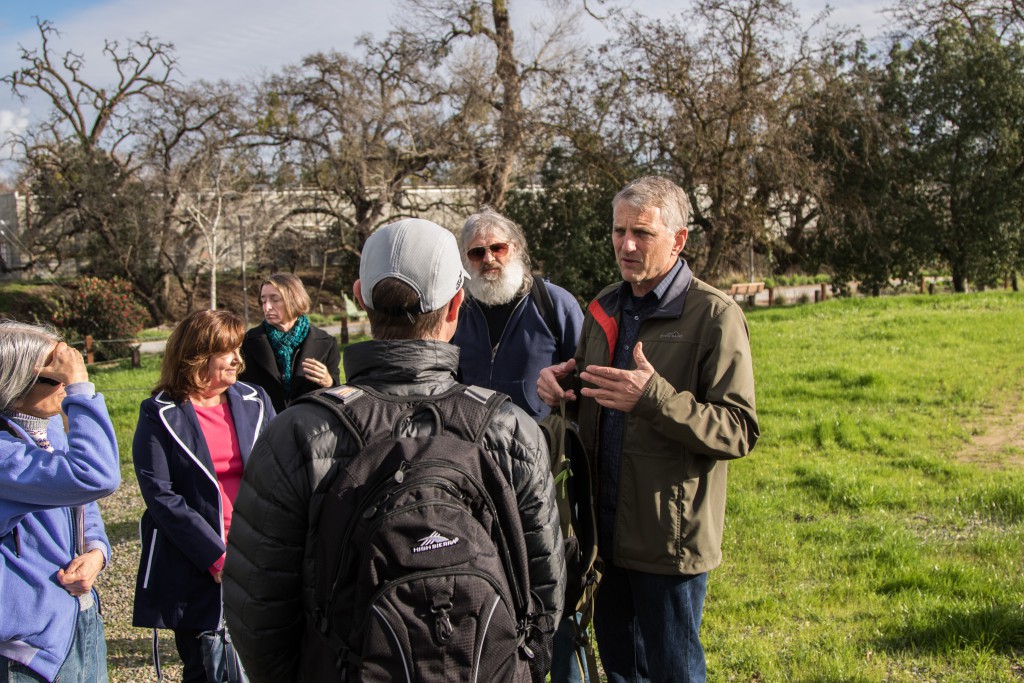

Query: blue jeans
[550,614,591,683]
[1,598,108,683]
[175,627,249,683]
[594,564,708,683]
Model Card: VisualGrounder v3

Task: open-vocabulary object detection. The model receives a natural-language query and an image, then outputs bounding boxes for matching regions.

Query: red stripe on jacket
[588,298,618,364]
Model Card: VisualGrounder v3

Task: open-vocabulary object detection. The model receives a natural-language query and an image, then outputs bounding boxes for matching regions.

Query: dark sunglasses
[466,242,510,262]
[34,375,62,387]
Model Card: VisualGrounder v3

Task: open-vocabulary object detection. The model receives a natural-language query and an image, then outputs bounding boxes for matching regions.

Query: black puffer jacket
[223,339,565,683]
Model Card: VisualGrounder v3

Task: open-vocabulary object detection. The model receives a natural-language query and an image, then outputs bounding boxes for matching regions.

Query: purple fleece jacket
[0,383,120,681]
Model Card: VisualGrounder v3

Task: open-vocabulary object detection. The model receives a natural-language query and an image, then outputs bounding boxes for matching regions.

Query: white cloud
[33,0,391,84]
[0,0,393,139]
[0,108,29,181]
[0,108,29,139]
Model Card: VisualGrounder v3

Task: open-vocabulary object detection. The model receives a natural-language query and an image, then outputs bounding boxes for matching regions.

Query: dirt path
[956,393,1024,469]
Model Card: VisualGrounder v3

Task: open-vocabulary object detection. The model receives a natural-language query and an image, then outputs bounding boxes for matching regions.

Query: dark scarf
[264,315,310,394]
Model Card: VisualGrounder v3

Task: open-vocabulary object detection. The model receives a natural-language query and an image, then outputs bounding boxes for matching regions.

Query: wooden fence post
[84,335,94,364]
[768,287,775,307]
[131,345,141,369]
[341,319,349,345]
[820,282,828,301]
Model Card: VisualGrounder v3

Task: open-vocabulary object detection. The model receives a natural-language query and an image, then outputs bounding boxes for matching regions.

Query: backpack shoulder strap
[295,386,371,448]
[530,274,561,358]
[437,384,508,444]
[298,383,508,446]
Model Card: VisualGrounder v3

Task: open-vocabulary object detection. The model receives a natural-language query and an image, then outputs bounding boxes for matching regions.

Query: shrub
[49,277,150,360]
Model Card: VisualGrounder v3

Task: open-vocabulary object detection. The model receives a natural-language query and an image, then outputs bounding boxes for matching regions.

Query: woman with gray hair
[0,320,121,682]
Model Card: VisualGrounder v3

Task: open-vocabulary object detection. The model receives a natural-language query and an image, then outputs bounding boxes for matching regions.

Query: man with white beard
[452,207,583,421]
[452,207,591,683]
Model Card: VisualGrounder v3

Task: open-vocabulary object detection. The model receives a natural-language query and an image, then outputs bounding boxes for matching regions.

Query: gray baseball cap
[359,218,470,313]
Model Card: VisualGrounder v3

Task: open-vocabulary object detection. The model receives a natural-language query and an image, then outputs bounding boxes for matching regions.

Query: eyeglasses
[466,242,510,262]
[34,375,62,387]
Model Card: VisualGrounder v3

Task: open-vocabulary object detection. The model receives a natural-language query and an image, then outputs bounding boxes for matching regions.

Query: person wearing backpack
[223,218,565,683]
[538,177,760,683]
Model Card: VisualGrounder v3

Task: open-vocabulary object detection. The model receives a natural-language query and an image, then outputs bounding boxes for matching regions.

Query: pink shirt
[193,401,244,542]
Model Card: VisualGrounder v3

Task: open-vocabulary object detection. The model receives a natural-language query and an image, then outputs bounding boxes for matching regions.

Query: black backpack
[529,275,561,358]
[538,400,601,678]
[298,384,542,682]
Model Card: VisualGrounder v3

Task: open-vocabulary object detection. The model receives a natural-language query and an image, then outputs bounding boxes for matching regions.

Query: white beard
[467,257,528,306]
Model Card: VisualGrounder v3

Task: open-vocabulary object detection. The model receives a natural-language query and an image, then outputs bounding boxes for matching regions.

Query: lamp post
[748,234,755,284]
[238,214,249,328]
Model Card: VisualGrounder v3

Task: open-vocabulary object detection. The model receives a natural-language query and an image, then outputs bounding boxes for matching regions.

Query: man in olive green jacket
[538,176,759,683]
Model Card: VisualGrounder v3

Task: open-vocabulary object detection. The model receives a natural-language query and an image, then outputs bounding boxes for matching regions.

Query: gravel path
[97,474,183,682]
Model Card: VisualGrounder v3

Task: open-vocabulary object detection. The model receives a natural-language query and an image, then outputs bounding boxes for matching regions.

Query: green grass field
[87,293,1024,681]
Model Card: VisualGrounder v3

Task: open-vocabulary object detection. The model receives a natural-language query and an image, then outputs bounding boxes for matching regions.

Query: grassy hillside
[711,293,1024,681]
[86,292,1024,681]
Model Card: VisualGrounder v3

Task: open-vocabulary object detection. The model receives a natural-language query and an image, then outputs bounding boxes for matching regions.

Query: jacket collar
[247,323,328,385]
[0,414,57,445]
[226,382,266,459]
[153,382,266,487]
[343,339,460,388]
[246,326,281,381]
[589,259,693,361]
[598,259,692,319]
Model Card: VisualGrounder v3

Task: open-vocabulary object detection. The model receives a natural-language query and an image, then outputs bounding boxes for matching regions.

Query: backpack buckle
[431,596,455,644]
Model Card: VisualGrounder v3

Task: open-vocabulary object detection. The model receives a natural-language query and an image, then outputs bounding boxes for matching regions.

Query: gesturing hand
[537,358,578,407]
[579,341,655,413]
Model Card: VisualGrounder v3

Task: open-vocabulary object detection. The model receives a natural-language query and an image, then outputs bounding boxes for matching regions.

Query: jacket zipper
[68,506,78,557]
[62,506,83,667]
[488,295,530,366]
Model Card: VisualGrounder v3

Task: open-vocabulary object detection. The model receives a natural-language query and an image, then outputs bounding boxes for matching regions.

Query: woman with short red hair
[131,310,275,682]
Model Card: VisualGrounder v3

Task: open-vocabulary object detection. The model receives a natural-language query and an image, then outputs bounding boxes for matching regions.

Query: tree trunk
[951,268,967,293]
[482,0,524,210]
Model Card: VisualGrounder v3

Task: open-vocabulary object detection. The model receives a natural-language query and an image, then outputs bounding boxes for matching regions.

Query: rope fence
[67,336,144,367]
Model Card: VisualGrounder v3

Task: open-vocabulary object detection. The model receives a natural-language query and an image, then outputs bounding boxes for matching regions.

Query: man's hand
[57,549,104,596]
[537,358,578,407]
[579,341,655,413]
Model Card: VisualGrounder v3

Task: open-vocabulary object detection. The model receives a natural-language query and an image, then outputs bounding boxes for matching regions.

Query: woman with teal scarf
[239,274,341,413]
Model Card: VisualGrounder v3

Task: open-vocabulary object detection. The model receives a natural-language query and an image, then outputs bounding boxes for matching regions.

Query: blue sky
[0,0,892,159]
